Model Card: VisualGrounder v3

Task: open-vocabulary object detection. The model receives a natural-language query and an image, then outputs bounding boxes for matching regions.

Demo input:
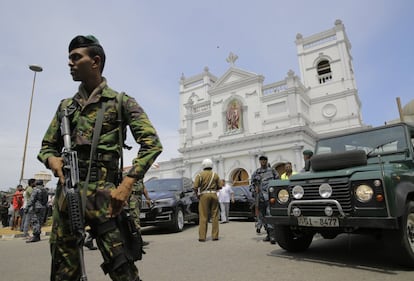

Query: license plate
[297,216,339,227]
[139,213,146,219]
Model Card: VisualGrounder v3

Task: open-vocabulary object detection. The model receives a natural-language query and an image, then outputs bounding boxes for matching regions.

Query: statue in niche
[226,100,242,130]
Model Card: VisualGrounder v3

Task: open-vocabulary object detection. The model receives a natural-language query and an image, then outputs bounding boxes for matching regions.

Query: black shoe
[270,237,276,244]
[26,235,40,243]
[142,241,150,246]
[263,236,270,242]
[84,241,98,250]
[256,228,261,234]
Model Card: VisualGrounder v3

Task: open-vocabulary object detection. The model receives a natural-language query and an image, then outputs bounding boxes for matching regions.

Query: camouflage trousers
[30,207,46,236]
[128,193,142,230]
[255,200,273,234]
[50,181,139,281]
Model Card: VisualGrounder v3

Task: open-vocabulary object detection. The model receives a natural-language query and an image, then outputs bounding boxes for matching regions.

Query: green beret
[69,35,102,52]
[303,150,313,156]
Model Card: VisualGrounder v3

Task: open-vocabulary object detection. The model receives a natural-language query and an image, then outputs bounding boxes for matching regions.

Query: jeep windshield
[145,179,183,192]
[315,125,408,156]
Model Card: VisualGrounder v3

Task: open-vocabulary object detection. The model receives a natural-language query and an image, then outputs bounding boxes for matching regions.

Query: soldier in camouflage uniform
[251,155,279,244]
[37,35,162,281]
[25,180,47,243]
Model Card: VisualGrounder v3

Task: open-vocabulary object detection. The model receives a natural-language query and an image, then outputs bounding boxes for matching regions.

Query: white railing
[318,73,332,84]
[192,103,210,114]
[263,83,288,95]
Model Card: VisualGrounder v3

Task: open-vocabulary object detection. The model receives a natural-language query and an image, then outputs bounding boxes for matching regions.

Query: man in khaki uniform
[193,159,222,242]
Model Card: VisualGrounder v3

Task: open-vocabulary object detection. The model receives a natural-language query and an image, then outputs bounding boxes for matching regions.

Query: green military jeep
[266,122,414,266]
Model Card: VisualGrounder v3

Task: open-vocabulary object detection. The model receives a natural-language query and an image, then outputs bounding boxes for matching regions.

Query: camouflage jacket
[27,186,45,210]
[251,167,279,192]
[37,79,163,180]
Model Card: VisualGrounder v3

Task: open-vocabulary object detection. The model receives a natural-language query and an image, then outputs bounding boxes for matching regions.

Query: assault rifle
[61,108,88,281]
[252,176,261,218]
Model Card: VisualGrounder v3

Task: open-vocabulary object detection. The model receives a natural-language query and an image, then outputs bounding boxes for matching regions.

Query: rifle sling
[82,101,107,215]
[117,92,125,181]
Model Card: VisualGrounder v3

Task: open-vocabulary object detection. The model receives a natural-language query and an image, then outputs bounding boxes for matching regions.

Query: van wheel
[170,207,184,232]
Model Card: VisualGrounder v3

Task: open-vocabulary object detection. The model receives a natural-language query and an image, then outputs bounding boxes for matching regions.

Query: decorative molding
[192,132,212,140]
[245,90,257,97]
[213,99,223,105]
[322,103,337,119]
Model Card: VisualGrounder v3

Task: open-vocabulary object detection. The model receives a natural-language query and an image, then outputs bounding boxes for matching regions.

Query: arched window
[231,168,249,186]
[317,60,332,84]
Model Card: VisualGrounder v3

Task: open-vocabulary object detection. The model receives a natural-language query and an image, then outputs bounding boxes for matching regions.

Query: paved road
[0,220,413,281]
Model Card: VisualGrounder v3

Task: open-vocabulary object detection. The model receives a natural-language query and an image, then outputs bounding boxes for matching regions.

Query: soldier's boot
[26,234,40,243]
[84,240,98,250]
[84,236,98,250]
[269,229,277,244]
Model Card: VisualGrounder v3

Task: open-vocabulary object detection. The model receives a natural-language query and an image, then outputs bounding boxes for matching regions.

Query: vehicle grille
[289,178,352,216]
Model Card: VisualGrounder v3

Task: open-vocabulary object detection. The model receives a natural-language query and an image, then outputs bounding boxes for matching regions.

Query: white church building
[144,19,366,186]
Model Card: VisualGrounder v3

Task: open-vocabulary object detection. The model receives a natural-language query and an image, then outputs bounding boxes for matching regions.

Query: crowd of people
[0,178,54,243]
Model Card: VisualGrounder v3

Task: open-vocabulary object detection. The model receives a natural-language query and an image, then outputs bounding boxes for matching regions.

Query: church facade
[144,19,366,185]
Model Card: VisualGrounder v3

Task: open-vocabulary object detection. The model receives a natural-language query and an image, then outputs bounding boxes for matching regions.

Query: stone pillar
[293,144,304,172]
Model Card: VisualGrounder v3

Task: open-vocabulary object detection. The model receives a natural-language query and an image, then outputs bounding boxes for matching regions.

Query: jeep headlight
[355,184,373,202]
[277,189,289,203]
[292,185,304,199]
[319,183,332,198]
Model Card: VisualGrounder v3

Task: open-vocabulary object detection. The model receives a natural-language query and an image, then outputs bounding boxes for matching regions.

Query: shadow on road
[140,223,198,236]
[268,233,412,274]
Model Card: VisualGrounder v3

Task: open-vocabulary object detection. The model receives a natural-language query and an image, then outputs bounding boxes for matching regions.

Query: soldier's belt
[200,190,217,194]
[77,150,118,162]
[78,166,118,183]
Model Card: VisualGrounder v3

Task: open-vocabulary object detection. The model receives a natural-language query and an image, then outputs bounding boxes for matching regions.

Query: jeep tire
[384,201,414,267]
[275,226,314,252]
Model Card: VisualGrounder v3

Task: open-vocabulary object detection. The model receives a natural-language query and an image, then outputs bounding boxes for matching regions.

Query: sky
[1,0,413,191]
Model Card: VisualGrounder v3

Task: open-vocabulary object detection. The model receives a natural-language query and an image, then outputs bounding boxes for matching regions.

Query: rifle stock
[61,108,88,281]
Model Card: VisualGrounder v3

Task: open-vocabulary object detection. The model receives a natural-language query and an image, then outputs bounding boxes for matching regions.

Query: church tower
[145,19,366,185]
[296,19,363,134]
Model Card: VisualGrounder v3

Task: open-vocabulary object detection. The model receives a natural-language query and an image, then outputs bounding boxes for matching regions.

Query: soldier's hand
[48,156,64,184]
[109,176,135,217]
